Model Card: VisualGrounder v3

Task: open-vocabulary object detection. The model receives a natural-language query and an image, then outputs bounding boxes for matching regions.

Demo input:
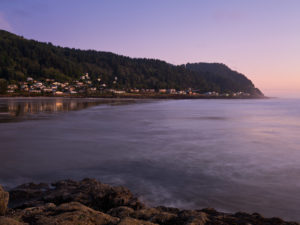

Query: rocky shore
[0,178,298,225]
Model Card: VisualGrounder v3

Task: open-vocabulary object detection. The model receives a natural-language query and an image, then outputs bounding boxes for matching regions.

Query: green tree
[0,79,7,94]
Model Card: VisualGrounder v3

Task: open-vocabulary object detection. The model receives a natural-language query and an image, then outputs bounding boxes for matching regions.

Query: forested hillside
[0,30,262,95]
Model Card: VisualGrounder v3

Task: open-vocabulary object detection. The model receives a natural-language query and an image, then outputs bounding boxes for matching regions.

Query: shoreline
[0,93,268,100]
[0,178,298,225]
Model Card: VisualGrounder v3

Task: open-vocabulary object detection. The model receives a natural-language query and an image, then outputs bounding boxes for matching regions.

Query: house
[88,87,97,92]
[177,90,186,95]
[167,89,176,94]
[35,82,43,87]
[107,89,125,94]
[159,89,167,93]
[143,89,155,93]
[113,90,125,94]
[20,84,29,91]
[7,84,18,91]
[42,88,53,93]
[51,85,58,90]
[221,93,230,97]
[29,90,41,93]
[130,88,140,93]
[69,86,75,91]
[76,82,84,87]
[54,91,64,95]
[27,77,33,82]
[204,91,219,96]
[52,82,61,86]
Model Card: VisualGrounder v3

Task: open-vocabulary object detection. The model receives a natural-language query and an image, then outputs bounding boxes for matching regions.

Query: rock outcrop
[0,178,298,225]
[0,217,26,225]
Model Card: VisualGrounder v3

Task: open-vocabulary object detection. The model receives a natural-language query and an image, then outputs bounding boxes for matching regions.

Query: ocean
[0,97,300,221]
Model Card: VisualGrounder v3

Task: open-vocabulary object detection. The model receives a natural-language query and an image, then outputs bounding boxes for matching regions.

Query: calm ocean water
[0,97,300,221]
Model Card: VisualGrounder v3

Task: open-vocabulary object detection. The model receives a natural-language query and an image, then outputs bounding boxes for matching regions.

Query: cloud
[0,13,12,31]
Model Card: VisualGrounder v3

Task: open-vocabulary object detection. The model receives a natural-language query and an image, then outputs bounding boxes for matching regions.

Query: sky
[0,0,299,97]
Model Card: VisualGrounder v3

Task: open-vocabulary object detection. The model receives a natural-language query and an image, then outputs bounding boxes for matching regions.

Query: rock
[108,206,135,218]
[184,216,208,225]
[9,183,50,209]
[200,208,219,216]
[9,178,144,212]
[0,185,9,215]
[7,179,300,225]
[155,206,180,215]
[132,207,177,224]
[118,217,158,225]
[132,208,161,220]
[0,217,27,225]
[167,210,209,225]
[15,202,119,225]
[149,211,177,224]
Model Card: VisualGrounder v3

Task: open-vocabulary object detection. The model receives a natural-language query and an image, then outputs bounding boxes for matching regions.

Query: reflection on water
[0,98,137,122]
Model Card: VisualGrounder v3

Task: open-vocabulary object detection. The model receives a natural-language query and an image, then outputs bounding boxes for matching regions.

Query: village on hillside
[4,73,252,98]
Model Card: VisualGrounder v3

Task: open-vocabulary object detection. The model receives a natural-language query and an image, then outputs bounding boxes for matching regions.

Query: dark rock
[200,208,219,216]
[9,178,144,212]
[14,201,119,225]
[132,208,162,220]
[155,206,180,214]
[132,208,177,224]
[108,206,135,218]
[117,217,158,225]
[0,185,9,216]
[169,210,209,225]
[5,179,300,225]
[0,216,26,225]
[148,211,177,224]
[9,183,50,209]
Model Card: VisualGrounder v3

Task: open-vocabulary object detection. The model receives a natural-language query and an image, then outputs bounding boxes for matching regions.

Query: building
[159,89,167,93]
[167,89,176,94]
[27,77,33,82]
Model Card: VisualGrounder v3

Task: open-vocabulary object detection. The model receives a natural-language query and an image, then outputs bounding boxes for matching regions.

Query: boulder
[118,217,158,225]
[132,207,177,224]
[7,179,300,225]
[14,202,119,225]
[108,206,135,218]
[0,217,27,225]
[9,178,144,212]
[0,185,9,215]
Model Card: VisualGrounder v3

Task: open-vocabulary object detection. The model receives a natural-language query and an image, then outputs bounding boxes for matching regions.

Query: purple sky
[0,0,299,97]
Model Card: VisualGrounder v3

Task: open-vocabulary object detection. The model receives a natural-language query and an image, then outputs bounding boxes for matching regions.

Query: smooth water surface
[0,97,300,221]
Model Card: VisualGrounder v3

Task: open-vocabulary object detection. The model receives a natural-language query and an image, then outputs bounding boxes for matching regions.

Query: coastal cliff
[0,179,297,225]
